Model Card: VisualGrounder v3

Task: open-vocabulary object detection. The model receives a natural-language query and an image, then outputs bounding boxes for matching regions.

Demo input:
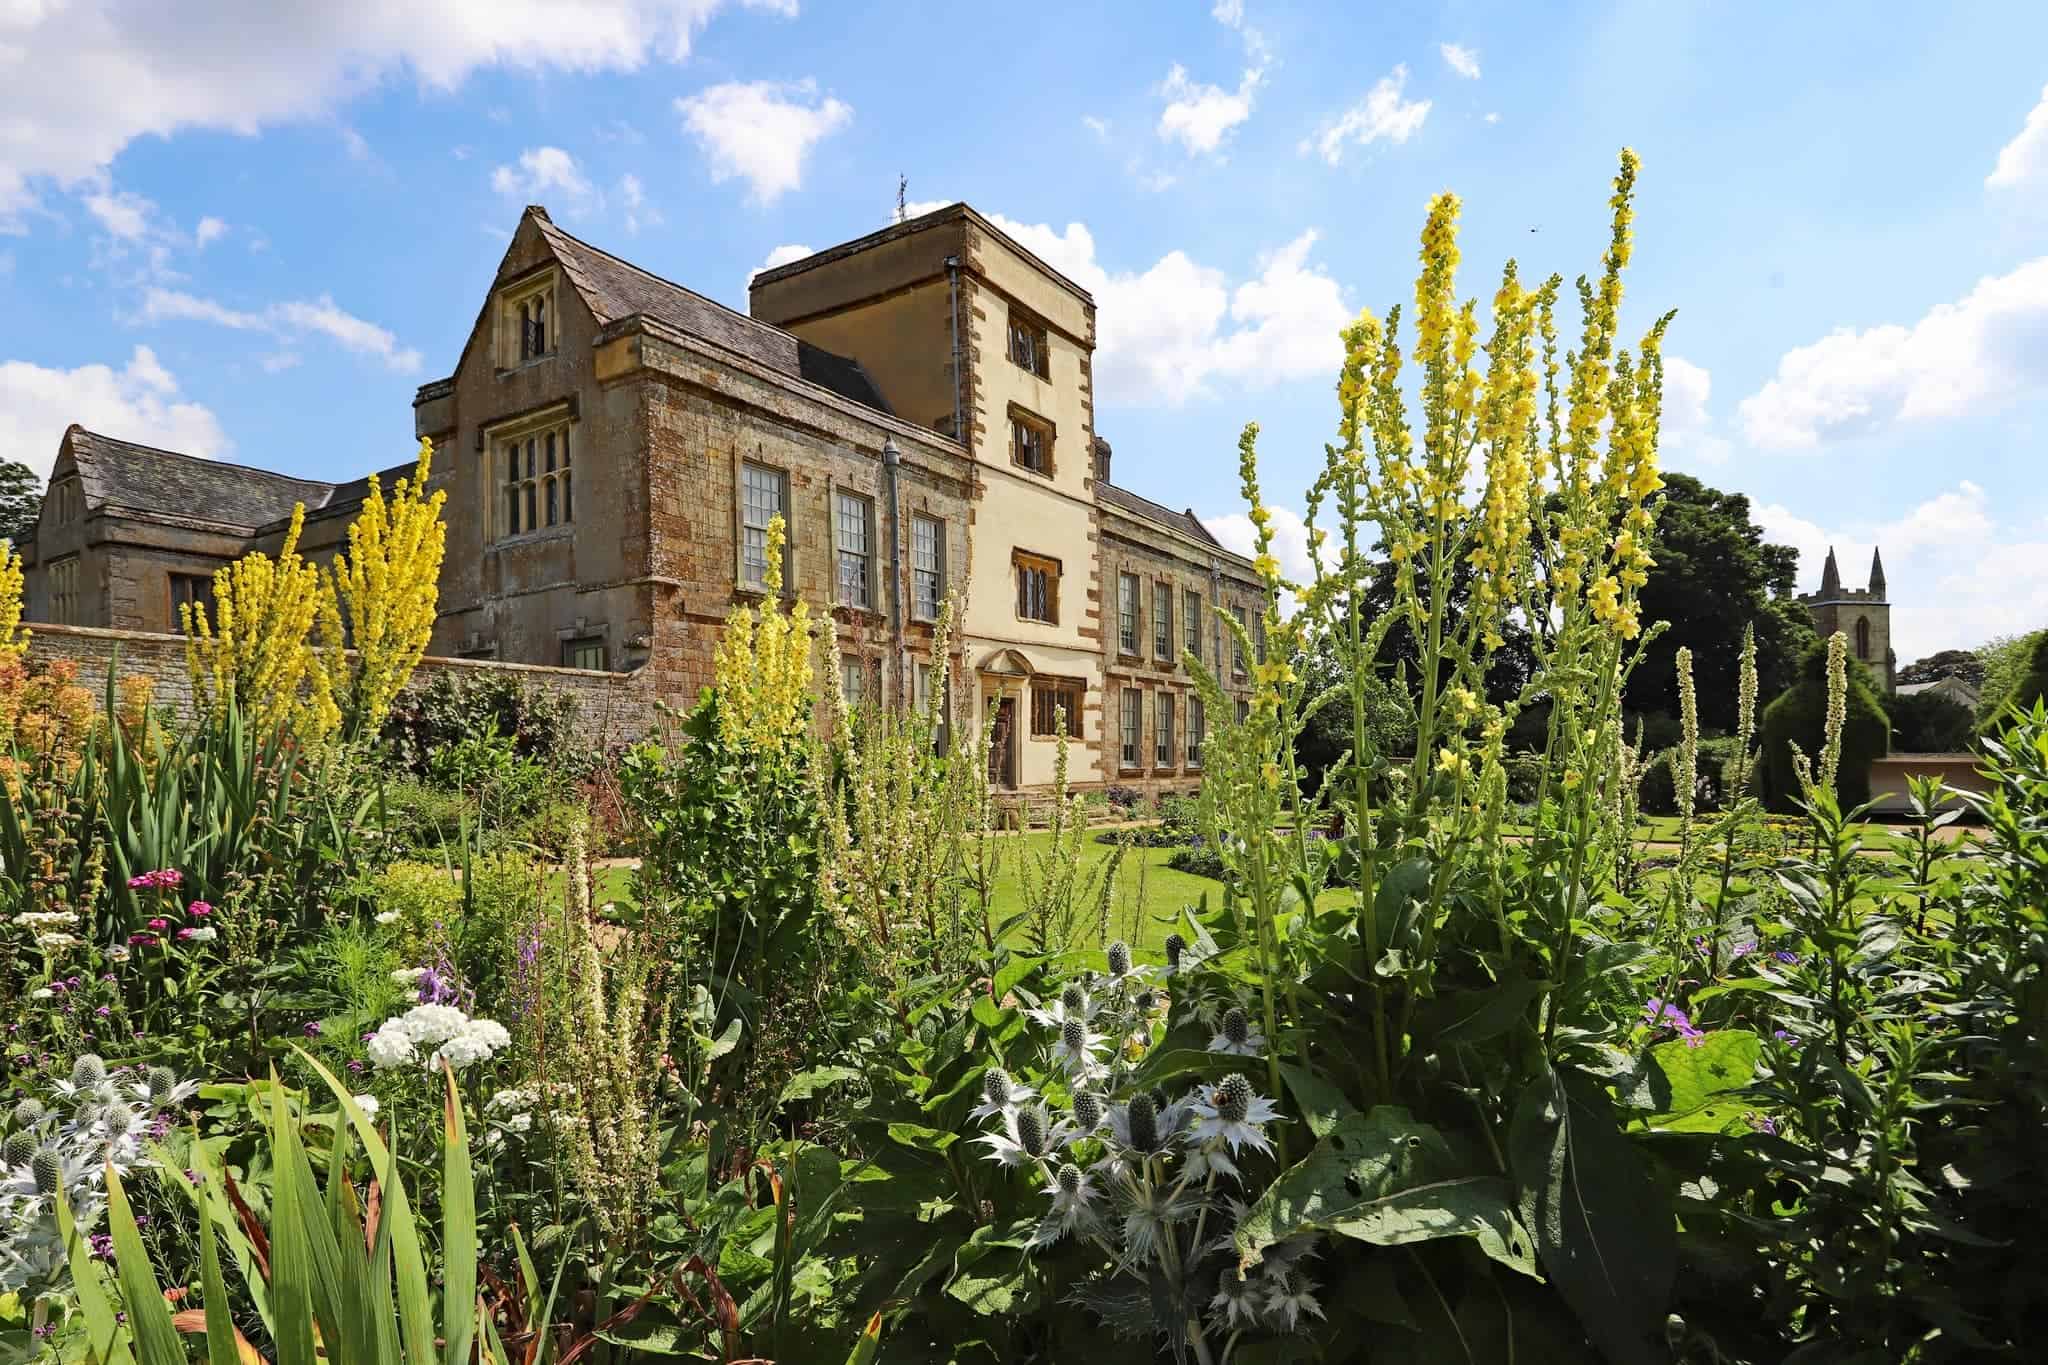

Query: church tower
[1797,545,1894,693]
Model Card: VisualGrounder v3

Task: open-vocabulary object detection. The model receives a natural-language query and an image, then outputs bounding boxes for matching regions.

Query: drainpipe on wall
[945,256,963,446]
[882,436,906,707]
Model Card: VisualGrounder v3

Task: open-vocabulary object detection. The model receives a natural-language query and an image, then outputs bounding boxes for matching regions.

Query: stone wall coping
[23,621,636,685]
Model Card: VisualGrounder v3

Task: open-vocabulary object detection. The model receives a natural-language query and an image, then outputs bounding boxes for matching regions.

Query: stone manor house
[20,203,1261,798]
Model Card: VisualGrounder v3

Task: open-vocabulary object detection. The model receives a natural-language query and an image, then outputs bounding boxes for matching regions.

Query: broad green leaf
[196,1189,244,1365]
[778,1065,862,1106]
[844,1312,884,1365]
[104,1170,185,1365]
[1636,1031,1760,1133]
[56,1185,136,1365]
[885,1122,959,1153]
[442,1064,478,1365]
[1419,974,1544,1047]
[1235,1107,1536,1278]
[1276,1061,1357,1139]
[1510,1065,1675,1365]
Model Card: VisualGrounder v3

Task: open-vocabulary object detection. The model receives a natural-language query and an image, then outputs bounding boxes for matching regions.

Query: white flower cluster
[364,1003,511,1073]
[375,910,403,925]
[390,967,429,986]
[12,909,82,949]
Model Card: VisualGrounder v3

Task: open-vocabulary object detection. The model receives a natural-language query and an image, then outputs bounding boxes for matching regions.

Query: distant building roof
[1098,482,1226,552]
[60,426,405,535]
[531,213,893,415]
[1896,675,1981,705]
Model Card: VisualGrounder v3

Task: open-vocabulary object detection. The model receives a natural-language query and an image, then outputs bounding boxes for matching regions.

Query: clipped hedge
[1984,631,2048,734]
[1759,641,1890,811]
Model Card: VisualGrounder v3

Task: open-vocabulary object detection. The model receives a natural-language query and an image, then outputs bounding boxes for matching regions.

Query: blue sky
[2,1,2044,663]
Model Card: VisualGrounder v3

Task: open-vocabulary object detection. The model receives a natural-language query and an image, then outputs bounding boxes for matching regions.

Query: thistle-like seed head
[1135,990,1156,1015]
[1107,941,1131,978]
[1061,1019,1086,1054]
[146,1066,177,1102]
[1061,983,1086,1012]
[1057,1162,1084,1196]
[11,1098,45,1130]
[1164,933,1187,969]
[1215,1073,1253,1124]
[1016,1106,1049,1158]
[71,1054,106,1089]
[31,1146,61,1195]
[1128,1094,1160,1151]
[2,1130,35,1167]
[1072,1091,1103,1131]
[983,1067,1012,1108]
[103,1106,136,1139]
[1223,1006,1251,1044]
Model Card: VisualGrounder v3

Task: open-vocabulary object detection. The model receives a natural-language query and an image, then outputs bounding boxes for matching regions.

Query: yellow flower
[1436,747,1467,778]
[1261,761,1283,789]
[1563,768,1583,791]
[1253,551,1281,582]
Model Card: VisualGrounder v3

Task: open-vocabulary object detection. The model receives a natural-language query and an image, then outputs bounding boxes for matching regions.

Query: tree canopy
[1898,648,1984,688]
[0,459,42,549]
[1627,472,1813,734]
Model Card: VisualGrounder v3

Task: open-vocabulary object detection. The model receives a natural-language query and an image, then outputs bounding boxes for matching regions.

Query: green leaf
[104,1170,185,1365]
[1419,974,1544,1047]
[56,1186,135,1365]
[441,1064,478,1365]
[1234,1106,1536,1278]
[1510,1065,1675,1365]
[778,1065,863,1106]
[1636,1031,1760,1133]
[1373,856,1431,951]
[707,1016,744,1061]
[1128,1046,1254,1092]
[1276,1061,1357,1138]
[195,1191,243,1365]
[885,1122,959,1153]
[844,1312,884,1365]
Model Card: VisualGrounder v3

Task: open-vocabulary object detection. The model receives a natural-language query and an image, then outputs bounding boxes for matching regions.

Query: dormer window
[499,273,558,368]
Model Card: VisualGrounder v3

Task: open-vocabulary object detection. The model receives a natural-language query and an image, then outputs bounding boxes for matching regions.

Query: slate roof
[531,213,894,415]
[1097,481,1225,551]
[63,427,341,532]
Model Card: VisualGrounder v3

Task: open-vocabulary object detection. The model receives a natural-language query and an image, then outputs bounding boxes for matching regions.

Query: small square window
[1016,551,1059,624]
[563,638,607,671]
[170,572,213,627]
[1008,311,1050,379]
[1010,410,1053,476]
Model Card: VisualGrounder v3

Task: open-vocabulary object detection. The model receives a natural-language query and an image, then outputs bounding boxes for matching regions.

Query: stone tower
[1799,546,1894,693]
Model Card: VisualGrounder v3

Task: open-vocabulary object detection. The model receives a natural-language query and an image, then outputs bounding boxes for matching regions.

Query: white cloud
[1439,43,1481,79]
[340,127,373,162]
[138,286,422,373]
[674,79,851,205]
[491,146,595,204]
[980,213,1350,405]
[84,185,155,240]
[1988,83,2048,190]
[1753,480,2038,661]
[1203,504,1332,592]
[619,172,661,234]
[259,351,302,373]
[1306,66,1431,165]
[1737,256,2048,448]
[1484,112,1501,125]
[1156,63,1263,156]
[1082,115,1110,141]
[0,345,228,478]
[747,242,813,289]
[1657,353,1734,466]
[1211,0,1244,25]
[194,215,228,248]
[0,1,796,225]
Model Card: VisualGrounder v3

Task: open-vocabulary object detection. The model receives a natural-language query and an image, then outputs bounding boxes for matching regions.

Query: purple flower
[303,1021,322,1038]
[1643,996,1705,1046]
[34,1324,57,1339]
[95,1005,110,1017]
[1731,941,1757,959]
[346,1060,365,1074]
[1774,950,1800,965]
[89,1232,114,1259]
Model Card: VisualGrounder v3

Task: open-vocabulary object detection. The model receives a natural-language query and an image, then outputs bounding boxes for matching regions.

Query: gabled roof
[529,212,894,415]
[62,426,340,532]
[1097,481,1225,552]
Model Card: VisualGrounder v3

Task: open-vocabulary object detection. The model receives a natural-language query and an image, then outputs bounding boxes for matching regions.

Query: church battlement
[1800,545,1894,692]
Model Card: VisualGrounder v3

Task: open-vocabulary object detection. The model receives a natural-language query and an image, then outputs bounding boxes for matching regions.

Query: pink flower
[127,932,157,947]
[186,901,213,917]
[176,928,198,941]
[147,917,170,931]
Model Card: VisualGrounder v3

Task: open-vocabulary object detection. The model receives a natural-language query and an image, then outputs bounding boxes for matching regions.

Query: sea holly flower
[975,1103,1071,1169]
[1262,1268,1327,1332]
[1026,982,1097,1030]
[1106,940,1132,980]
[1106,1092,1188,1160]
[1210,1269,1265,1330]
[1030,1162,1103,1247]
[969,1067,1038,1124]
[1208,1006,1266,1057]
[1163,932,1193,976]
[1187,1074,1279,1157]
[1069,1089,1104,1139]
[1052,1017,1108,1081]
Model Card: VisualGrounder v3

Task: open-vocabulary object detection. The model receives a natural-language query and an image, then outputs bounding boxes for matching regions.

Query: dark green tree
[0,459,42,548]
[1888,690,1975,753]
[1983,632,2048,733]
[1627,473,1813,734]
[1759,641,1891,811]
[1898,648,1984,688]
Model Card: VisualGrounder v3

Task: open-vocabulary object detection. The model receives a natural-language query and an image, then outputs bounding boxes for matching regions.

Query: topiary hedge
[1759,640,1890,811]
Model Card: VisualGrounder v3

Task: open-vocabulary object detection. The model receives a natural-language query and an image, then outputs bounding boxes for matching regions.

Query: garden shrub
[383,668,583,776]
[1889,687,1975,751]
[1759,638,1890,810]
[1982,629,2048,732]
